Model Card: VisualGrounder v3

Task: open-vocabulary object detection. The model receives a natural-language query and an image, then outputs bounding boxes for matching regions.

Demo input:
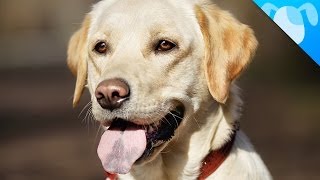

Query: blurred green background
[0,0,319,179]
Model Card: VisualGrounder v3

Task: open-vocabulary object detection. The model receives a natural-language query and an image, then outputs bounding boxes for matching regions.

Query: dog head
[67,0,257,174]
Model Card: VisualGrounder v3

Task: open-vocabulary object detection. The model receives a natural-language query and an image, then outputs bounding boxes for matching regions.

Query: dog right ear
[67,15,90,107]
[195,4,258,104]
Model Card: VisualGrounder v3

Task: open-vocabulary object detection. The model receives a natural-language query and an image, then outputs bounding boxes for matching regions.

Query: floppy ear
[299,3,318,26]
[67,15,90,107]
[195,4,258,103]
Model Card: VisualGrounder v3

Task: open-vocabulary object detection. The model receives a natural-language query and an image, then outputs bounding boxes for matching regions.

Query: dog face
[67,0,257,174]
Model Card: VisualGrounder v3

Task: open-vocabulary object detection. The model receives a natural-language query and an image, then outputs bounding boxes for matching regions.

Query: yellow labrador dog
[67,0,272,179]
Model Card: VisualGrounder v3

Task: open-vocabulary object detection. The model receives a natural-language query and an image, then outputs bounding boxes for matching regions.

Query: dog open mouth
[97,106,185,174]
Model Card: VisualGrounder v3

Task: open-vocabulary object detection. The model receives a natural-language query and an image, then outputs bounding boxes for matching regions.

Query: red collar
[198,132,236,180]
[105,172,117,180]
[105,132,236,180]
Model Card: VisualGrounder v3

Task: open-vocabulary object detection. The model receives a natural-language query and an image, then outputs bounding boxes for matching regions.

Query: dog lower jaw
[99,105,185,171]
[134,140,170,165]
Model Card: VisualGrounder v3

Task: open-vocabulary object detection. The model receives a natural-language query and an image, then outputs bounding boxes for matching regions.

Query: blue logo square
[254,0,320,65]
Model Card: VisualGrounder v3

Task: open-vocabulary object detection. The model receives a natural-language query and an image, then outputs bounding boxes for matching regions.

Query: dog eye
[156,40,176,52]
[94,41,107,54]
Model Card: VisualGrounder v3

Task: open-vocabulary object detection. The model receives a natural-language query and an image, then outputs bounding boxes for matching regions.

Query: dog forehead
[89,0,199,36]
[91,0,195,16]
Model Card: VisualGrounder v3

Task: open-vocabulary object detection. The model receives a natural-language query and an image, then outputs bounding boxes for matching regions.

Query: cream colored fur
[67,0,272,179]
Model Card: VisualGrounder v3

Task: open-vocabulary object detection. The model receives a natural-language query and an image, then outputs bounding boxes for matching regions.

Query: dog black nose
[95,79,130,111]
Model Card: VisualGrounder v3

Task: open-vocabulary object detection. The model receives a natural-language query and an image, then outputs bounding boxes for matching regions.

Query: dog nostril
[111,91,120,98]
[96,92,105,100]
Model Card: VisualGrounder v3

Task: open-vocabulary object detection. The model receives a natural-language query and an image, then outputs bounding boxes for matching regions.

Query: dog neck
[178,104,238,180]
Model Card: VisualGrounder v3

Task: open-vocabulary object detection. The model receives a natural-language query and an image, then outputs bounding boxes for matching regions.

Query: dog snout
[95,78,130,111]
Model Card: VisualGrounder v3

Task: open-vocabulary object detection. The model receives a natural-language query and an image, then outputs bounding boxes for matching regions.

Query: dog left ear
[67,15,90,107]
[195,5,258,104]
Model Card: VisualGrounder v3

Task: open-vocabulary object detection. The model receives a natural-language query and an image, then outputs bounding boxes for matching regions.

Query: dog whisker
[192,117,201,129]
[162,116,173,127]
[79,101,92,118]
[83,107,92,124]
[94,124,104,147]
[168,112,180,127]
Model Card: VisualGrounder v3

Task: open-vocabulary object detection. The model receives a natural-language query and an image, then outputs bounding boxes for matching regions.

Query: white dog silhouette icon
[262,3,318,44]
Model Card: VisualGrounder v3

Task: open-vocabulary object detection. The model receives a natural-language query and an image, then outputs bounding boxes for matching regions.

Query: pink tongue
[97,125,146,174]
